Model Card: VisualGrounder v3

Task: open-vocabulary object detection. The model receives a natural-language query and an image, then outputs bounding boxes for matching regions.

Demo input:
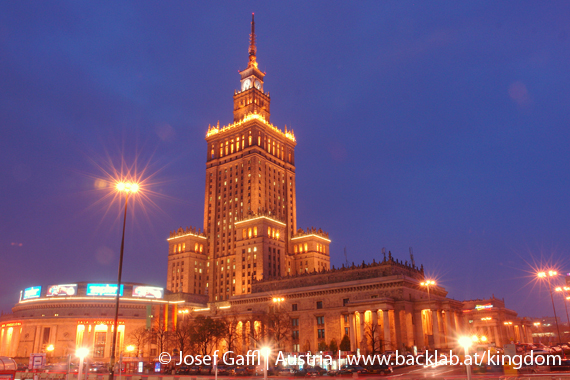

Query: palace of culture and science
[0,16,532,361]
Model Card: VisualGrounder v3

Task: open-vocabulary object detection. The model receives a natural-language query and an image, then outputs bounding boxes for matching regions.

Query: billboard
[86,284,124,296]
[46,284,77,297]
[22,286,41,300]
[132,286,164,299]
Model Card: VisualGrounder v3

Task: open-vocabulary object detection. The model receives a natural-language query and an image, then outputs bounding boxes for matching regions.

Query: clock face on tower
[242,79,252,91]
[254,79,261,90]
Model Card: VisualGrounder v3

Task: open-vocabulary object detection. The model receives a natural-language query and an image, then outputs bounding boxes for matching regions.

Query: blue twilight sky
[1,1,570,318]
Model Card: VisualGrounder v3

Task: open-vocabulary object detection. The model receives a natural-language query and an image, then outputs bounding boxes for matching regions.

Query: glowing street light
[537,270,562,343]
[109,181,140,380]
[555,286,570,329]
[260,347,270,380]
[272,297,285,303]
[458,337,472,380]
[420,280,436,301]
[46,344,54,352]
[76,348,89,380]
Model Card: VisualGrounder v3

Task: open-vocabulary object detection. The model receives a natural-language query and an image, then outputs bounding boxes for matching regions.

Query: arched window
[253,226,258,237]
[258,136,261,145]
[267,227,271,236]
[182,243,186,251]
[294,245,298,253]
[276,230,280,240]
[195,243,198,252]
[173,245,177,254]
[220,146,223,157]
[248,228,252,239]
[236,137,240,151]
[211,146,215,159]
[231,140,234,154]
[178,244,181,253]
[242,135,245,149]
[271,228,275,239]
[304,243,308,252]
[242,229,247,240]
[200,244,203,253]
[249,131,252,145]
[225,141,228,155]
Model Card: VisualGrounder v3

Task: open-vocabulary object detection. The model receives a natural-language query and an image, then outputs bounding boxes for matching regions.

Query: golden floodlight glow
[421,280,436,286]
[533,322,541,326]
[481,335,488,342]
[76,347,89,358]
[458,336,472,348]
[116,182,140,193]
[471,335,479,342]
[126,345,135,352]
[46,344,54,352]
[537,272,546,278]
[260,346,271,357]
[556,287,563,292]
[272,297,285,302]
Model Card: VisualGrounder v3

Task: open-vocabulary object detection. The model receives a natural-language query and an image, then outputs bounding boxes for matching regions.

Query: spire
[248,13,257,68]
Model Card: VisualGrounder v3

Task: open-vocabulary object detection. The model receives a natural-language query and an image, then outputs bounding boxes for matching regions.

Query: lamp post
[260,347,270,380]
[458,337,472,380]
[118,345,135,380]
[555,286,570,338]
[109,182,139,380]
[76,348,89,380]
[420,280,436,301]
[538,271,562,343]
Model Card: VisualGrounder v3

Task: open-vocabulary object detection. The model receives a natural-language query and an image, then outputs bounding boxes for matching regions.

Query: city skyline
[1,1,570,319]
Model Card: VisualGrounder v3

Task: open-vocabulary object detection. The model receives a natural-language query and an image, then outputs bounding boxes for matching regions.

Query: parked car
[278,368,294,376]
[217,365,236,375]
[366,364,392,375]
[305,368,321,377]
[550,359,570,372]
[176,366,190,375]
[340,365,367,374]
[188,365,201,375]
[235,366,250,376]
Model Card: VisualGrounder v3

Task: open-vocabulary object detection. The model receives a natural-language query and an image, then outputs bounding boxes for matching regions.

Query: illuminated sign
[475,304,493,310]
[46,284,77,297]
[22,286,41,300]
[77,320,125,325]
[86,284,124,296]
[1,322,21,328]
[132,286,164,299]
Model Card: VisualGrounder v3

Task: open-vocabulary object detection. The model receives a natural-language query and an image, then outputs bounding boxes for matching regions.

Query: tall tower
[167,15,331,303]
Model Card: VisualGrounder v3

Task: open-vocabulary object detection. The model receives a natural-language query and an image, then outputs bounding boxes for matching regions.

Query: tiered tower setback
[167,15,330,302]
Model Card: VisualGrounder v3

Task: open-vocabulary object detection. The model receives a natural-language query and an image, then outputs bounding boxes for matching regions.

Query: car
[305,368,321,377]
[217,365,236,375]
[188,365,201,375]
[366,364,392,375]
[278,368,294,376]
[200,365,212,375]
[340,365,367,374]
[550,359,570,372]
[292,369,307,377]
[235,366,250,376]
[517,363,538,374]
[176,366,191,375]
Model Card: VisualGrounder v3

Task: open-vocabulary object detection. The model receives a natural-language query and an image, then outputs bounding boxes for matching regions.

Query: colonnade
[347,305,464,353]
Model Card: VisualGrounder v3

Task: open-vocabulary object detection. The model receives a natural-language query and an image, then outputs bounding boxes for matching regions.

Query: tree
[317,341,328,351]
[128,327,150,357]
[170,317,193,354]
[266,309,292,350]
[220,314,240,355]
[364,321,382,354]
[190,316,226,356]
[151,320,170,355]
[329,339,338,354]
[339,335,351,351]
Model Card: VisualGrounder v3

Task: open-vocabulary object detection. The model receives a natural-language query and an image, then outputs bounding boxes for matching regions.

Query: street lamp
[109,181,139,380]
[76,348,89,380]
[420,280,436,301]
[458,337,472,380]
[555,286,570,333]
[260,347,270,380]
[538,271,562,343]
[534,322,541,343]
[118,345,136,380]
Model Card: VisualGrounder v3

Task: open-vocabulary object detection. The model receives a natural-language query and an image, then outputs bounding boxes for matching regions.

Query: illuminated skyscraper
[167,15,331,302]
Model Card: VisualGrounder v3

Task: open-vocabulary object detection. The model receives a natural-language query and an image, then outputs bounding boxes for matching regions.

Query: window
[291,318,299,326]
[292,304,298,311]
[317,329,325,339]
[316,316,325,325]
[345,327,349,336]
[293,344,300,352]
[343,298,349,306]
[316,301,323,309]
[292,330,299,340]
[94,332,106,358]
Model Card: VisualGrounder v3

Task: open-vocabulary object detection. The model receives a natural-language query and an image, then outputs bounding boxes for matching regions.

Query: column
[414,311,424,348]
[444,311,452,348]
[250,320,255,350]
[493,325,501,347]
[394,310,403,351]
[383,310,391,351]
[241,322,246,352]
[348,313,356,352]
[454,312,462,335]
[432,310,440,348]
[359,312,367,354]
[372,310,379,352]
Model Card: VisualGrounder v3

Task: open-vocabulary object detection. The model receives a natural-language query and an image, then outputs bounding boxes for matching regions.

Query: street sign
[28,354,46,370]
